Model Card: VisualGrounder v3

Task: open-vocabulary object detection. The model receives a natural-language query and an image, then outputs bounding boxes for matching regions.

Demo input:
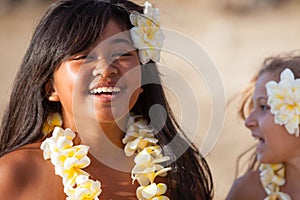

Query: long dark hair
[0,0,213,199]
[132,63,213,199]
[238,52,300,173]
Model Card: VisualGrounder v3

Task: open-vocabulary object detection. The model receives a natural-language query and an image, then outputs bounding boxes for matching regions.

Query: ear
[45,80,60,102]
[139,87,144,94]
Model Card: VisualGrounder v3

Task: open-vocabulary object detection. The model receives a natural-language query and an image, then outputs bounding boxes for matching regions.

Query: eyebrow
[256,96,268,101]
[110,38,133,46]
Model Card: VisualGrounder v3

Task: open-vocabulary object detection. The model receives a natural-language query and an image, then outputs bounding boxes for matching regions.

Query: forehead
[101,20,130,41]
[254,72,277,98]
[89,19,133,53]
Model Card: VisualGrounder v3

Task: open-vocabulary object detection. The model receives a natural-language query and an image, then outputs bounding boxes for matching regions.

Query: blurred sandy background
[1,0,300,199]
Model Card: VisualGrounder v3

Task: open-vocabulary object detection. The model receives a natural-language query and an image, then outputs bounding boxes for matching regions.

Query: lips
[252,134,265,151]
[88,85,123,103]
[257,138,265,146]
[89,86,121,95]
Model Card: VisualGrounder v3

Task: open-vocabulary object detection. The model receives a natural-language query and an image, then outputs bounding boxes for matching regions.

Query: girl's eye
[260,105,270,112]
[112,52,133,59]
[73,55,97,61]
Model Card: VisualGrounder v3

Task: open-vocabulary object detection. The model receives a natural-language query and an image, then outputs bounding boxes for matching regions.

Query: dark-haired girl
[0,0,213,199]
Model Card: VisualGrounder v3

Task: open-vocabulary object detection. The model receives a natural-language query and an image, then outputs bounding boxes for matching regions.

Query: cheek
[53,71,74,100]
[260,114,281,144]
[53,63,90,109]
[262,115,292,149]
[263,113,288,135]
[56,63,92,93]
[54,62,78,86]
[260,113,275,133]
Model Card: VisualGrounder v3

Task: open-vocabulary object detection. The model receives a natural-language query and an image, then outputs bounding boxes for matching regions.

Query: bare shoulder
[0,144,49,198]
[226,170,266,200]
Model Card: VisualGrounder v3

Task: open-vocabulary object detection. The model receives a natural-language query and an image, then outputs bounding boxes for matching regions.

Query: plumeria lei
[129,1,165,65]
[123,115,171,199]
[259,163,291,200]
[40,113,171,200]
[265,68,300,136]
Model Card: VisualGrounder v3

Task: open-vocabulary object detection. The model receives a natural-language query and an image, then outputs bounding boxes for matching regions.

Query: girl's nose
[244,112,257,130]
[92,59,118,78]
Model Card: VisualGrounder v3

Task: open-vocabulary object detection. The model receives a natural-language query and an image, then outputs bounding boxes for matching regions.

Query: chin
[257,154,281,164]
[95,111,128,123]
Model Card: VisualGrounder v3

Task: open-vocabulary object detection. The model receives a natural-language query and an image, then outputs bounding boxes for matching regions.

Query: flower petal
[266,68,300,136]
[141,183,157,199]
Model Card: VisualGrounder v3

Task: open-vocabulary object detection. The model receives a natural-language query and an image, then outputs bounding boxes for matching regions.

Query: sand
[1,0,300,199]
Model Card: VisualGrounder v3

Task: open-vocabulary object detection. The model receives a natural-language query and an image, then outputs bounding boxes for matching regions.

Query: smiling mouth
[253,136,265,151]
[258,138,265,144]
[89,87,121,95]
[252,134,265,145]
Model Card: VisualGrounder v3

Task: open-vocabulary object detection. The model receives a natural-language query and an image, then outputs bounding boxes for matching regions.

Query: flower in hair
[266,68,300,136]
[129,1,165,64]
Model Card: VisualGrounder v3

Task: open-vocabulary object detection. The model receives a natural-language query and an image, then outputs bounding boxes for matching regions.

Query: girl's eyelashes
[112,51,133,59]
[72,51,134,60]
[72,55,98,61]
[252,99,270,113]
[260,104,270,112]
[70,49,136,63]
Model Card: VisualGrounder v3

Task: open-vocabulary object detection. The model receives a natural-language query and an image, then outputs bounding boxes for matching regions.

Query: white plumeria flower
[265,68,300,136]
[65,175,101,200]
[259,163,290,200]
[41,125,102,199]
[134,146,169,165]
[129,1,165,64]
[51,145,91,186]
[136,183,169,200]
[143,1,159,23]
[132,146,171,186]
[132,163,171,186]
[40,127,75,159]
[123,116,158,156]
[265,193,292,200]
[259,164,285,191]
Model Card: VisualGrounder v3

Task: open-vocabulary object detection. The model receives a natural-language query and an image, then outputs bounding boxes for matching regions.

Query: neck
[61,110,126,147]
[283,158,300,192]
[99,119,127,148]
[68,114,127,147]
[75,116,133,173]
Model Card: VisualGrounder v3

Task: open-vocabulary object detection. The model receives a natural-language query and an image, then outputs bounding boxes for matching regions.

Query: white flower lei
[129,1,165,65]
[259,163,291,200]
[265,68,300,136]
[40,113,171,200]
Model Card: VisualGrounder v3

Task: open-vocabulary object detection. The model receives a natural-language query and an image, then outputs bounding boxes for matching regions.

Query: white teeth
[90,87,121,94]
